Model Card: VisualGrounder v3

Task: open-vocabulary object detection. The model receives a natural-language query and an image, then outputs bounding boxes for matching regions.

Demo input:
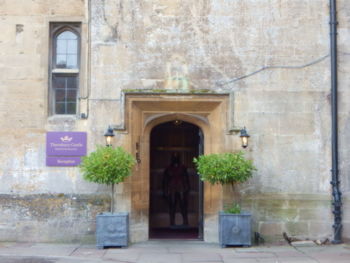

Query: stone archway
[122,93,229,243]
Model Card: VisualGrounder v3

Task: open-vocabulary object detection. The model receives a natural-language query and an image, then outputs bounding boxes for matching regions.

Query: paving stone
[55,258,104,263]
[250,246,296,253]
[232,252,276,258]
[137,253,182,263]
[70,248,106,258]
[104,249,140,262]
[307,254,350,263]
[258,258,317,263]
[182,252,222,262]
[223,258,258,263]
[0,246,73,257]
[169,243,223,253]
[290,241,317,247]
[0,242,350,263]
[274,250,308,258]
[0,256,57,263]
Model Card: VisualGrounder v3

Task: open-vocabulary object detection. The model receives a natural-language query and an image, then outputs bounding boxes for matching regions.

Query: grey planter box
[96,212,129,249]
[219,211,251,247]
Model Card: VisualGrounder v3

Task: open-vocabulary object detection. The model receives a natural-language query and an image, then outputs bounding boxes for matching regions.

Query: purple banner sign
[46,132,87,156]
[46,156,82,166]
[46,132,87,167]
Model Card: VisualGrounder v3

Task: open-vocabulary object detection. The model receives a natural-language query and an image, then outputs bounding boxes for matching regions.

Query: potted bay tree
[193,151,256,247]
[80,145,136,248]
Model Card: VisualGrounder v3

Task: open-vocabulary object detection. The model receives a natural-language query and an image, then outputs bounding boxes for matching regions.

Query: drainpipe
[329,0,342,244]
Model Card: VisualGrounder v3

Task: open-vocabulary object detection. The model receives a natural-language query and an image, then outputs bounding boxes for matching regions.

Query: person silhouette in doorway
[163,153,190,227]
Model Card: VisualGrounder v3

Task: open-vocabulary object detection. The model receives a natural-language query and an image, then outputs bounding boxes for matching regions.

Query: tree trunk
[231,183,241,204]
[111,183,115,213]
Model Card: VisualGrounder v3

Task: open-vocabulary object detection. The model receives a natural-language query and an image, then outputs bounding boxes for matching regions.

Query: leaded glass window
[55,31,78,69]
[50,23,81,115]
[53,75,78,114]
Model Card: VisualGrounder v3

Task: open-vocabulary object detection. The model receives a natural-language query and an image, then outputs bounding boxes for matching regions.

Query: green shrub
[193,151,256,185]
[224,203,241,214]
[80,146,136,213]
[194,152,255,214]
[80,146,136,185]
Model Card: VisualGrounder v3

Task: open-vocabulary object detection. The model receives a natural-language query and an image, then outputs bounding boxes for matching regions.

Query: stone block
[285,222,309,237]
[279,113,315,135]
[298,209,332,221]
[309,222,332,239]
[204,214,219,243]
[266,208,298,221]
[259,222,284,236]
[288,198,331,210]
[291,241,317,247]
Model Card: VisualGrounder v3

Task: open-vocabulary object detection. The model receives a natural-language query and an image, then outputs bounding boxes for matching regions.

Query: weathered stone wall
[337,0,350,242]
[0,194,109,242]
[0,0,349,243]
[0,0,111,242]
[89,0,338,243]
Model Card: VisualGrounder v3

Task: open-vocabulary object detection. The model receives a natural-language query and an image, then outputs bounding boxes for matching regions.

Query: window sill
[52,68,79,74]
[47,114,78,124]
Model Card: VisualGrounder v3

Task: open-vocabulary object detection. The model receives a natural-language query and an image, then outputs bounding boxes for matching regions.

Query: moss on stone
[122,88,216,94]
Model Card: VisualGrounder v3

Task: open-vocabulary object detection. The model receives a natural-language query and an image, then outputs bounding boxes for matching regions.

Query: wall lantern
[104,126,115,147]
[240,127,250,148]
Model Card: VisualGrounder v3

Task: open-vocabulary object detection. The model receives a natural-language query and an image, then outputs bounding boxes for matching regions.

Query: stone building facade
[1,0,350,244]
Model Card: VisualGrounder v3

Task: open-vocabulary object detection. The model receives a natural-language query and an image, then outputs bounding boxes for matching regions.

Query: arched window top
[55,30,79,69]
[57,31,77,41]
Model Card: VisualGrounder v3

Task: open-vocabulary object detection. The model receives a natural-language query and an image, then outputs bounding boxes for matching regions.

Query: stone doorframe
[119,93,230,243]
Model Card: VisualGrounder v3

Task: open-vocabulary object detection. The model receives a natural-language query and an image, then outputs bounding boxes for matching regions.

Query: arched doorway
[149,120,204,239]
[125,94,228,243]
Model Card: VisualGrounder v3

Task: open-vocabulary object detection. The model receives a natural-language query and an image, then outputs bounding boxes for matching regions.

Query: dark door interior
[149,120,203,239]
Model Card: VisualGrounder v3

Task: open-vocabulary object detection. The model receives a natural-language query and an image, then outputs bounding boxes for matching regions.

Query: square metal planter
[96,212,129,249]
[219,211,251,247]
